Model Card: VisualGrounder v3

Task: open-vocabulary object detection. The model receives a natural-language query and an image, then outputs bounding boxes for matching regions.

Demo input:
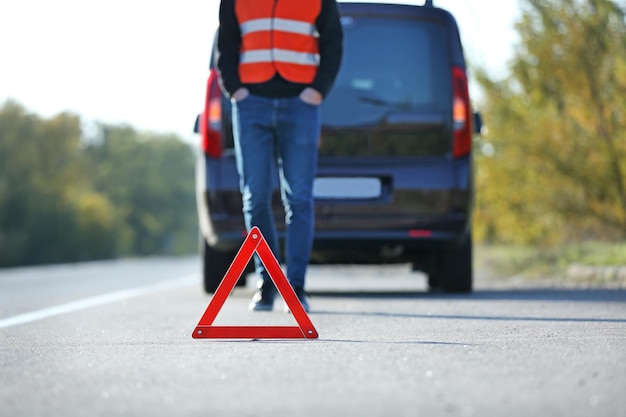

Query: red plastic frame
[192,227,319,339]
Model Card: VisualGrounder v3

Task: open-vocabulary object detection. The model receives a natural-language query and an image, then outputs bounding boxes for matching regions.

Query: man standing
[216,0,343,312]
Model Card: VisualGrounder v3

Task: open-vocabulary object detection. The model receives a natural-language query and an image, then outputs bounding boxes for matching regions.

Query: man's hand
[299,87,323,105]
[231,87,249,102]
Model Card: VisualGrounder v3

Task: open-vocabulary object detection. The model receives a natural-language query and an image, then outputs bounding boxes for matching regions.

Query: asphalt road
[1,256,625,417]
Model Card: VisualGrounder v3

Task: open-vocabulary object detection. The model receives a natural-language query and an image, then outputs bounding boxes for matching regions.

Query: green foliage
[474,0,626,244]
[0,100,198,267]
[84,124,198,256]
[476,242,626,285]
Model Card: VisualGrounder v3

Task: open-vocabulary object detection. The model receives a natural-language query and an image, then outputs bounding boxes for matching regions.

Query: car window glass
[321,17,450,128]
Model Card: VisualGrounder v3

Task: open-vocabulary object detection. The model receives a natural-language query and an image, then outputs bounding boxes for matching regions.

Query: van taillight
[200,69,223,158]
[452,66,472,158]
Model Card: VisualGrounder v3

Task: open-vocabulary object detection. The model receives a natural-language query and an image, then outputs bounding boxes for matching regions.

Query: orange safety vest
[235,0,321,84]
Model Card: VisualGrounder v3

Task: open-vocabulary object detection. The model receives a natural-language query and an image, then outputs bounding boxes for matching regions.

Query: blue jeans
[232,94,320,288]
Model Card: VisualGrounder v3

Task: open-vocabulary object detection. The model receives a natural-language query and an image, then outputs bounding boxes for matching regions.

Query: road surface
[1,256,625,417]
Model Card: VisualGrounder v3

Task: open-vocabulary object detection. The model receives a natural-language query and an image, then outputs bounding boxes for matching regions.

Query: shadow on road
[309,287,626,303]
[311,309,626,324]
[308,288,625,324]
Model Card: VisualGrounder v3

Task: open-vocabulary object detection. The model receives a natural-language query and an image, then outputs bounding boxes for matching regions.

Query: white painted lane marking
[0,274,198,329]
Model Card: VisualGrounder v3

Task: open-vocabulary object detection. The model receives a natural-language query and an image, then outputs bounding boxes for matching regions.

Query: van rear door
[320,13,452,158]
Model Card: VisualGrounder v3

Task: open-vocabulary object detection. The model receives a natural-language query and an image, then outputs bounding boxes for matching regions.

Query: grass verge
[475,241,626,287]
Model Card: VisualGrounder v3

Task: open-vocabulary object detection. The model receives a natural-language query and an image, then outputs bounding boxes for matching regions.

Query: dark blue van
[195,2,481,293]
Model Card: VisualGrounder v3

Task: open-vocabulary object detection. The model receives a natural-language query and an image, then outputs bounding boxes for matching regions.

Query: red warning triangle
[192,226,318,339]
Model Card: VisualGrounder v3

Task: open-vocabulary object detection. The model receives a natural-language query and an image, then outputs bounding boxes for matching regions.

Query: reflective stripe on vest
[236,0,321,84]
[241,49,320,67]
[240,18,320,38]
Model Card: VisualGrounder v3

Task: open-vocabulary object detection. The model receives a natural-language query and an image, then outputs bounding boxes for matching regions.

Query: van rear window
[321,17,450,128]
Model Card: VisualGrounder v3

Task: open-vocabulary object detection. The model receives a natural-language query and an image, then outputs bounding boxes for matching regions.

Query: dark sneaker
[248,281,276,311]
[284,287,310,313]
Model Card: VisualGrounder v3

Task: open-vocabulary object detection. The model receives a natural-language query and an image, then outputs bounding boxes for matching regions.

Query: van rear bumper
[197,154,473,256]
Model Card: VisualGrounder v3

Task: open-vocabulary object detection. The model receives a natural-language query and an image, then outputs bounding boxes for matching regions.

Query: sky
[0,0,520,144]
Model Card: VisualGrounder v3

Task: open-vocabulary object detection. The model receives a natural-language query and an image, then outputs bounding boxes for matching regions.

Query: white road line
[0,274,198,329]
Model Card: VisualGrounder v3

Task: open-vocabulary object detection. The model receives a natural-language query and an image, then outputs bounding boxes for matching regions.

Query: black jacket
[216,0,343,99]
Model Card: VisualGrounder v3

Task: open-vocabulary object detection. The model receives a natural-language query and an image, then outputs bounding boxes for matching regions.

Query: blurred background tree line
[474,0,626,245]
[0,100,198,267]
[0,0,624,268]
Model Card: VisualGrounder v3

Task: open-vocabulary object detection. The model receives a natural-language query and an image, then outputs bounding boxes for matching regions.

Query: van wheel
[437,235,473,293]
[202,241,248,294]
[413,252,442,290]
[427,271,441,290]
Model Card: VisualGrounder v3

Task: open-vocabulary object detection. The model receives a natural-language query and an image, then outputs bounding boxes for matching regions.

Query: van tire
[202,241,249,294]
[438,234,473,293]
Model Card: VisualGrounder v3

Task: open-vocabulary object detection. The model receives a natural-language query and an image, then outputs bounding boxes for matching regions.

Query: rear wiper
[357,95,413,110]
[357,95,444,126]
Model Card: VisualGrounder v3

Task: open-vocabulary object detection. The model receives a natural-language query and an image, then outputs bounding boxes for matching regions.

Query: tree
[0,100,116,265]
[474,0,626,244]
[0,101,197,267]
[84,124,197,256]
